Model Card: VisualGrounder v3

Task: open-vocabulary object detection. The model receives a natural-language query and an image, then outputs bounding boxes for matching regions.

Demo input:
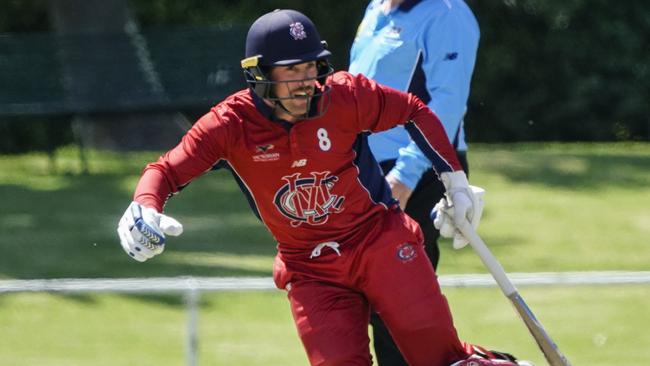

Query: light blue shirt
[349,0,479,189]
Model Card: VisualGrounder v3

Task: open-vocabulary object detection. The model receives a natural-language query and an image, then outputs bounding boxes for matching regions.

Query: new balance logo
[444,52,458,61]
[291,159,307,168]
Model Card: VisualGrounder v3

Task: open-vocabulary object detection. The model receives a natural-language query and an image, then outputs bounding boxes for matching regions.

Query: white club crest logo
[274,171,345,227]
[289,22,307,40]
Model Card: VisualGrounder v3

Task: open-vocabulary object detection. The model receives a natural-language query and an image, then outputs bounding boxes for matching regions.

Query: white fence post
[185,286,200,366]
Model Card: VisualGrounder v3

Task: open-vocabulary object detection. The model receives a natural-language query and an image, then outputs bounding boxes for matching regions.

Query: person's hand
[433,172,485,249]
[432,198,457,240]
[117,201,183,262]
[386,173,413,210]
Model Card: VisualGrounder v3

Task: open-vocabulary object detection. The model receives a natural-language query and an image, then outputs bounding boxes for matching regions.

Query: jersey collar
[398,0,421,12]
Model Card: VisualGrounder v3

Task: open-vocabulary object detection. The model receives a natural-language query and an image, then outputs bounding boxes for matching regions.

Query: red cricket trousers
[273,210,468,365]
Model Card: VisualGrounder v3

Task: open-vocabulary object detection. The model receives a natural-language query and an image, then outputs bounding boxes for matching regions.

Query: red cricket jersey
[134,71,461,251]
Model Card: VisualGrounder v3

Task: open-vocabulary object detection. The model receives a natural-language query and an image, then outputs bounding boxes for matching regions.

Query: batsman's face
[270,61,318,119]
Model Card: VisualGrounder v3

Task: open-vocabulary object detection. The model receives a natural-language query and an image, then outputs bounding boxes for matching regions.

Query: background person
[349,1,480,364]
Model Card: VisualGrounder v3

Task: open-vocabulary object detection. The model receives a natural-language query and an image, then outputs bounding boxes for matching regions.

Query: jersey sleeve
[390,142,430,189]
[420,6,479,145]
[133,110,230,212]
[349,72,462,175]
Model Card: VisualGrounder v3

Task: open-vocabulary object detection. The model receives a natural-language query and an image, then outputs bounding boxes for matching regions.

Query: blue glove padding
[117,201,183,262]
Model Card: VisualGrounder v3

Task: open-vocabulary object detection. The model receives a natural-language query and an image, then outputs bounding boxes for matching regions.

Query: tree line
[1,0,648,153]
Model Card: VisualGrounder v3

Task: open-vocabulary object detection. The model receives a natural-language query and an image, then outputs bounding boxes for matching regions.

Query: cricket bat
[458,222,573,366]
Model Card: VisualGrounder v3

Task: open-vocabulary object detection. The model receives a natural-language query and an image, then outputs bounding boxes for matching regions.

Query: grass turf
[0,285,648,365]
[1,142,649,364]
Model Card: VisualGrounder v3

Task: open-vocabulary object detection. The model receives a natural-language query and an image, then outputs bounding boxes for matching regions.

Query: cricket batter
[117,9,527,366]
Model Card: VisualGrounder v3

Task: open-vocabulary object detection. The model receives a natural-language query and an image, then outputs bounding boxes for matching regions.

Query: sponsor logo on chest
[253,153,280,162]
[253,144,280,162]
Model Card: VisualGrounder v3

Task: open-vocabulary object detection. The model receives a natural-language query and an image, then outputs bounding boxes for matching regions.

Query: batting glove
[433,172,485,249]
[117,201,183,262]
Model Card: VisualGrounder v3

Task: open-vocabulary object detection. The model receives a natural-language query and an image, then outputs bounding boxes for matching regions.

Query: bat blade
[509,293,572,366]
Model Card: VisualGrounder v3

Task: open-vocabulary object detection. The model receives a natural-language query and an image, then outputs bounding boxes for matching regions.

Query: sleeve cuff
[389,143,431,189]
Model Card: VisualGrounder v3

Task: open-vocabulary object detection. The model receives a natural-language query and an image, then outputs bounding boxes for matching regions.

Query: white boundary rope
[1,271,648,294]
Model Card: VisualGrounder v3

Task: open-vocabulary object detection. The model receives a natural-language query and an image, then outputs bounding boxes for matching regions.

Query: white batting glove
[117,201,183,262]
[433,172,485,249]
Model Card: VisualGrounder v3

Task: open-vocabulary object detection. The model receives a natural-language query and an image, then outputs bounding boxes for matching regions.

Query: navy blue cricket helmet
[241,9,334,118]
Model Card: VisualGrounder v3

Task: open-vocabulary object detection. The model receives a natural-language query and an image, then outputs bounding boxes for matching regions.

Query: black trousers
[372,151,469,366]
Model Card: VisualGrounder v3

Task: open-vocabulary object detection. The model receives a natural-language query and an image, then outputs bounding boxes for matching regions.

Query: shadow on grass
[0,169,275,281]
[4,146,649,280]
[475,148,650,190]
[0,291,219,310]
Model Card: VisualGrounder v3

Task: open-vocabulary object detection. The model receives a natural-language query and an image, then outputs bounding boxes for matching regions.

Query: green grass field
[1,142,649,365]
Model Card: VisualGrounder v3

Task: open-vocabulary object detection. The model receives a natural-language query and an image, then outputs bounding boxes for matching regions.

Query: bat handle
[458,222,517,297]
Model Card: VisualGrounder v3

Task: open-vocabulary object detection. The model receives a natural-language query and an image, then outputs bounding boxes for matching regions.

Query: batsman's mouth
[290,87,314,98]
[292,94,312,100]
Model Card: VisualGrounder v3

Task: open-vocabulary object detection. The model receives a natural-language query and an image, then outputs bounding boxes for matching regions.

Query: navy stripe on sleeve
[407,52,431,105]
[404,121,454,174]
[212,160,262,221]
[352,133,397,207]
